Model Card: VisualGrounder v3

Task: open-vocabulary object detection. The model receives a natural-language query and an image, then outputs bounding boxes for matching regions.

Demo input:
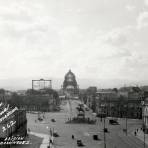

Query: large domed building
[62,70,79,97]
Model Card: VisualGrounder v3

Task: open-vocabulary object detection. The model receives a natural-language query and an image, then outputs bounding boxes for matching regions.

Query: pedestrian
[134,131,137,136]
[72,135,74,139]
[50,139,53,144]
[137,128,138,132]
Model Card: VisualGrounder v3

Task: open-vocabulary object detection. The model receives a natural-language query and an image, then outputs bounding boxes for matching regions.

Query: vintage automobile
[104,128,109,133]
[51,118,56,122]
[53,131,59,137]
[77,140,84,147]
[93,134,99,140]
[109,119,119,125]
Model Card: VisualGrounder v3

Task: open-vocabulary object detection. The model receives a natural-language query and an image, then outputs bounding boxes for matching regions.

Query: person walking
[72,135,74,139]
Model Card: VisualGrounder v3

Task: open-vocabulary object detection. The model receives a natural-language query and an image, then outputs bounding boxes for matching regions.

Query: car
[53,131,59,137]
[77,140,84,147]
[38,117,43,121]
[51,118,56,122]
[109,119,119,125]
[93,135,99,140]
[104,128,109,133]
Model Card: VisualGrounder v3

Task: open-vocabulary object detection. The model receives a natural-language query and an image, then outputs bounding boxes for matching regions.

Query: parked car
[53,131,59,137]
[77,140,85,147]
[93,135,99,140]
[104,128,109,133]
[109,119,119,125]
[51,118,56,122]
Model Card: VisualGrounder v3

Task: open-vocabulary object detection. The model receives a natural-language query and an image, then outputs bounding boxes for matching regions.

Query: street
[27,99,148,148]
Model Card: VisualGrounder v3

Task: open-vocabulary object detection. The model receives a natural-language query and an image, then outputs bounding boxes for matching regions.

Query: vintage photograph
[0,0,147,148]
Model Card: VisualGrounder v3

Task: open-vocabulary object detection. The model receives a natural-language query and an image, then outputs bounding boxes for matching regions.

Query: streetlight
[141,100,145,148]
[103,116,106,148]
[126,98,128,136]
[103,97,107,148]
[124,95,128,136]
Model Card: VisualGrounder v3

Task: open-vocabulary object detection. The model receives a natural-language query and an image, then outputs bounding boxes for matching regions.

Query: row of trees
[0,88,60,111]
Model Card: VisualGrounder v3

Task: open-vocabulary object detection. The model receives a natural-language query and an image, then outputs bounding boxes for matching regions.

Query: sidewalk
[30,131,54,148]
[133,130,148,145]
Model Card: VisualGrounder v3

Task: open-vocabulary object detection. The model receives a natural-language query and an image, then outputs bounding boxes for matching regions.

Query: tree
[8,92,23,107]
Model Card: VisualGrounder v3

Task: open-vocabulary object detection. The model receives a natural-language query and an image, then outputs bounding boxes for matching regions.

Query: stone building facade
[96,87,143,119]
[62,70,79,97]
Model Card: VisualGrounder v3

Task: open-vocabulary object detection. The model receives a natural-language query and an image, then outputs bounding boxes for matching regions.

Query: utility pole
[125,95,128,136]
[125,104,128,136]
[141,94,145,148]
[125,115,127,136]
[142,100,145,148]
[103,97,107,148]
[144,127,145,148]
[103,116,106,148]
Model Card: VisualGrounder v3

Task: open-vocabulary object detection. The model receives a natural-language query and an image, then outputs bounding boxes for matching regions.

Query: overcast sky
[0,0,148,82]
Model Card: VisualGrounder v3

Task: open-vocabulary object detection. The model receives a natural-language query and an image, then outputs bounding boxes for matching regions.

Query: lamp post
[141,100,145,148]
[103,116,106,148]
[144,125,145,148]
[126,100,128,136]
[103,97,107,148]
[125,95,128,136]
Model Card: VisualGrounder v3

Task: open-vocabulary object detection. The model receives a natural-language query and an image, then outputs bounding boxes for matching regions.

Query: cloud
[103,27,130,47]
[126,5,136,12]
[137,11,148,29]
[0,0,146,85]
[144,0,148,6]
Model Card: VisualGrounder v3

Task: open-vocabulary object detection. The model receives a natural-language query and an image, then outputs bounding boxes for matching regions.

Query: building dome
[65,69,75,77]
[62,70,79,96]
[64,70,76,82]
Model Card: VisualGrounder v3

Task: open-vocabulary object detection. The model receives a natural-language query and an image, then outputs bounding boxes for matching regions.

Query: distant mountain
[0,77,147,91]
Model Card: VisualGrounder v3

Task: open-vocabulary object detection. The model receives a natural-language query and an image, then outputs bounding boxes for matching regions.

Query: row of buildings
[81,86,145,119]
[80,87,148,133]
[80,86,148,133]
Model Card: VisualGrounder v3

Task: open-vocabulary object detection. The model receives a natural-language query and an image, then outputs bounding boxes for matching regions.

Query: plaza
[26,99,147,148]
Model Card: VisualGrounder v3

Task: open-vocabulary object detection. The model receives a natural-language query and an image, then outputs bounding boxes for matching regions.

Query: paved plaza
[25,99,148,148]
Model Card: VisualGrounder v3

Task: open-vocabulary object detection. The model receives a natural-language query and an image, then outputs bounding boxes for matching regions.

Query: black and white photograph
[0,0,148,148]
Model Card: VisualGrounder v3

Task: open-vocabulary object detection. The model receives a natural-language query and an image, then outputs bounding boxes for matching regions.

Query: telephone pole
[141,100,145,148]
[103,116,106,148]
[125,95,128,136]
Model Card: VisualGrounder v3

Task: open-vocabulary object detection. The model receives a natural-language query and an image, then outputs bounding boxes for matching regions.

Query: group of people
[134,128,139,136]
[134,127,144,136]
